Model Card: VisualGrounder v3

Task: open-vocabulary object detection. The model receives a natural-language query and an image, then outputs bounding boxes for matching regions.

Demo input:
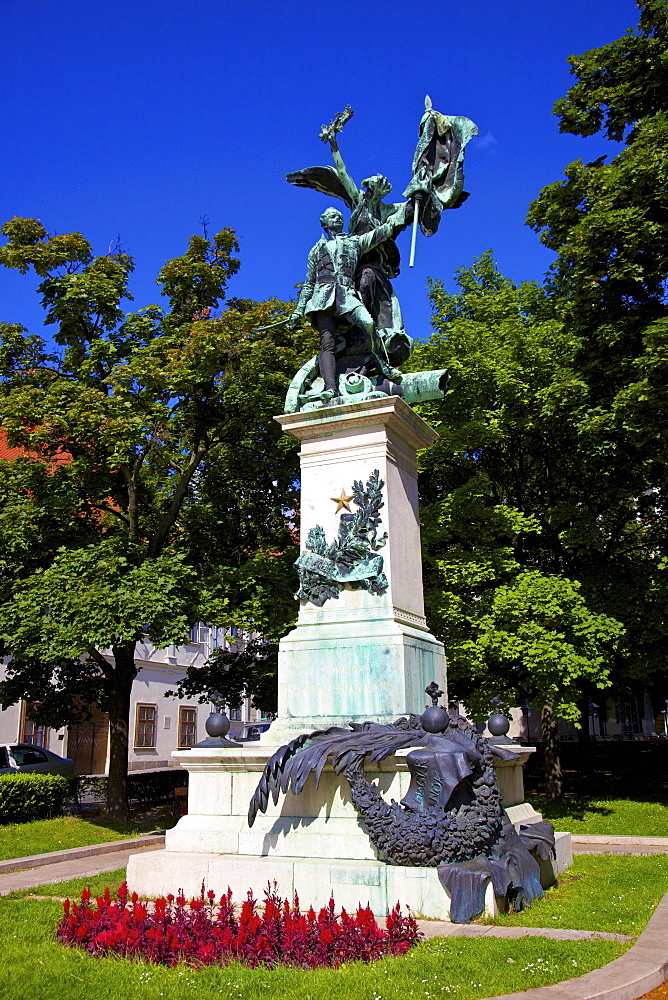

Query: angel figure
[287,116,413,371]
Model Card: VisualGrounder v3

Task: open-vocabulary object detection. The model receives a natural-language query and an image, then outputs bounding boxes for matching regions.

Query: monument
[127,101,571,921]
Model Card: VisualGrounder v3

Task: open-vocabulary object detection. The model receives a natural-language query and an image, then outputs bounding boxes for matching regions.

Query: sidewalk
[419,922,632,943]
[0,842,163,896]
[572,835,668,856]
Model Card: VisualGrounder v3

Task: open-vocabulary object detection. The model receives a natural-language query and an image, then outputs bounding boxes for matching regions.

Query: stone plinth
[160,743,540,860]
[126,742,556,918]
[491,745,543,827]
[272,396,446,741]
[128,852,500,921]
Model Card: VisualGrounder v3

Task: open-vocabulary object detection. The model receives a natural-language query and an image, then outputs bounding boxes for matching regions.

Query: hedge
[0,773,74,823]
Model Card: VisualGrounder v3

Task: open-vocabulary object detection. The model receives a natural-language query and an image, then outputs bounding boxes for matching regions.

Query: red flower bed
[56,882,420,968]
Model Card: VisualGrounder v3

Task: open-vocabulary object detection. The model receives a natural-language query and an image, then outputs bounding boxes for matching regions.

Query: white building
[0,625,273,774]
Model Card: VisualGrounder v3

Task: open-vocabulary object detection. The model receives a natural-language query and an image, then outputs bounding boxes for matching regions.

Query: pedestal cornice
[275,395,439,452]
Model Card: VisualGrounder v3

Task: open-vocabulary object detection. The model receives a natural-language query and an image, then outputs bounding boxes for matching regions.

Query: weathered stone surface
[127,851,499,921]
[275,396,446,729]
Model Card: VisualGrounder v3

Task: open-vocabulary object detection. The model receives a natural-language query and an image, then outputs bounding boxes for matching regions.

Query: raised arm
[329,136,360,207]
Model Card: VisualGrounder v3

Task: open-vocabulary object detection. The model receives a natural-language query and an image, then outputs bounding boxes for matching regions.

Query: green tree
[0,217,317,818]
[411,254,628,795]
[168,637,280,718]
[525,0,668,698]
[411,2,668,794]
[527,0,668,336]
[526,0,668,500]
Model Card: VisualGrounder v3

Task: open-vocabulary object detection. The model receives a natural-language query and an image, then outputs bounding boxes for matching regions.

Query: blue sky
[0,0,639,343]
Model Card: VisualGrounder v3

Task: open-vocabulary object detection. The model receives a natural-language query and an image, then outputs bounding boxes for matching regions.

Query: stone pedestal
[272,396,446,742]
[127,742,543,919]
[130,852,500,921]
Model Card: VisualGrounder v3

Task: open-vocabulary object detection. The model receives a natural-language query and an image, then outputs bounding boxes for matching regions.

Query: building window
[21,706,49,748]
[178,707,197,748]
[189,623,210,645]
[229,708,242,722]
[135,705,156,748]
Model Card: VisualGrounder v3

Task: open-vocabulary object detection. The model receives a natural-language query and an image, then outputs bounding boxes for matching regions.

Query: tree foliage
[411,254,626,749]
[527,0,668,336]
[169,639,279,717]
[0,216,317,816]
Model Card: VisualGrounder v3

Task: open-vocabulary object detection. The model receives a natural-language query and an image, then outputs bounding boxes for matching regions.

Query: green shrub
[0,773,73,823]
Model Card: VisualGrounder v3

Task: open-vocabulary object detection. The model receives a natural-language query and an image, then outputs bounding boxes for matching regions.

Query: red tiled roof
[0,429,70,465]
[0,433,25,461]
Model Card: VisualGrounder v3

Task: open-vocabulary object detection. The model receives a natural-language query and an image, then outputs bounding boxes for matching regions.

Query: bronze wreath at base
[249,686,555,923]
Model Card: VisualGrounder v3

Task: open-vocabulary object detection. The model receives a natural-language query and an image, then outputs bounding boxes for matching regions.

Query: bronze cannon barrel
[397,368,449,404]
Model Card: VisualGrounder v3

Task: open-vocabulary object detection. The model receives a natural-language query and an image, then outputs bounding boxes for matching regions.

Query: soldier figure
[288,203,410,401]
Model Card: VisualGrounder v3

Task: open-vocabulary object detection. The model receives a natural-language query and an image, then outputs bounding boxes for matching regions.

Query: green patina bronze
[283,99,477,413]
[295,470,388,607]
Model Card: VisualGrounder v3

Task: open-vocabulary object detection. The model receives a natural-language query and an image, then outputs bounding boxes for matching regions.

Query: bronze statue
[284,100,478,412]
[287,204,410,399]
[248,683,556,924]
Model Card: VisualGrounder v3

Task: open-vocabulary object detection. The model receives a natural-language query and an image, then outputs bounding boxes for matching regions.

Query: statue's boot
[319,342,339,400]
[363,329,402,383]
[373,346,403,383]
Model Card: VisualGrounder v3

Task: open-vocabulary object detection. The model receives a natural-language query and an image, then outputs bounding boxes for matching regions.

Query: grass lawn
[0,817,129,861]
[5,854,666,998]
[532,796,668,837]
[487,854,668,935]
[0,814,161,862]
[3,853,665,998]
[0,895,626,1000]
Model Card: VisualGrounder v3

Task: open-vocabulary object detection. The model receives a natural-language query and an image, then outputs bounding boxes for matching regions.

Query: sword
[252,317,292,333]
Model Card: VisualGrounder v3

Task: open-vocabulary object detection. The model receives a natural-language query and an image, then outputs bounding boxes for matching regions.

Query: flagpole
[409,197,420,268]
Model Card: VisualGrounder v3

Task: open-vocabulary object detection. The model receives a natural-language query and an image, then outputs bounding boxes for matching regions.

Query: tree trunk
[541,702,563,799]
[105,643,137,822]
[578,690,591,746]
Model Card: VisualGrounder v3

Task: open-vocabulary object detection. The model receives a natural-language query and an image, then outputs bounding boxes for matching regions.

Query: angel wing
[248,718,427,827]
[286,166,355,209]
[247,715,519,827]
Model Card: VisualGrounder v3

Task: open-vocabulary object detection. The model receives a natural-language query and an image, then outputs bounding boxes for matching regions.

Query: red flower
[55,881,419,968]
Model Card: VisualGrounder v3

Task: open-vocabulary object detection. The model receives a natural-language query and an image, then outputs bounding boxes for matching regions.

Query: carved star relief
[330,488,355,513]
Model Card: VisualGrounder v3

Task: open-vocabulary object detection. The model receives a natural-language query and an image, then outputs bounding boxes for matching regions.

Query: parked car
[0,743,75,777]
[238,722,272,742]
